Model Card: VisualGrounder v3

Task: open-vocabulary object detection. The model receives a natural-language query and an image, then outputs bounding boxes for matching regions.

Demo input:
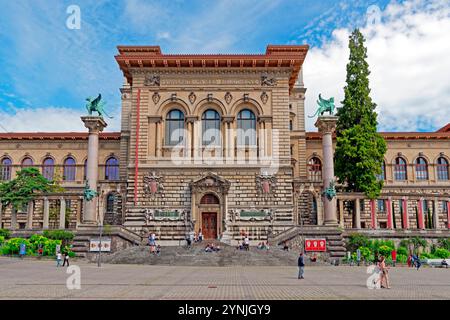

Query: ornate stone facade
[0,44,448,246]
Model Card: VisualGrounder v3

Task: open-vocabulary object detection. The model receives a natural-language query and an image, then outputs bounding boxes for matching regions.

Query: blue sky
[0,0,449,132]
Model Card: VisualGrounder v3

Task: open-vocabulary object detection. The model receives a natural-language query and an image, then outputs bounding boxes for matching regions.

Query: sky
[0,0,449,133]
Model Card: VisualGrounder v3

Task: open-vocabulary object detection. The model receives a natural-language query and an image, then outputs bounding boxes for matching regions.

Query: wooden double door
[201,212,217,239]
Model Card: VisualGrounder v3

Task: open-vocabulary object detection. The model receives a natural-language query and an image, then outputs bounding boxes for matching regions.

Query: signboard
[89,239,112,252]
[305,238,326,252]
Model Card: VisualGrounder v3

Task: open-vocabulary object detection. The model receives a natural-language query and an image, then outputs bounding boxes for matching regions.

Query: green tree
[335,29,387,199]
[0,168,63,227]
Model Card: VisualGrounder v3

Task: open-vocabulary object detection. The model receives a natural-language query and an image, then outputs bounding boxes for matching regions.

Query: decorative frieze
[144,74,160,86]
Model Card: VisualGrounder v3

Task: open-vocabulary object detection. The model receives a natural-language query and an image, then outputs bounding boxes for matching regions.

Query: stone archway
[190,172,230,238]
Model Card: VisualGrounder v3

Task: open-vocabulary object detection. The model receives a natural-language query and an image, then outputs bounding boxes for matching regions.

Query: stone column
[81,116,107,224]
[11,207,17,230]
[0,201,2,229]
[386,198,393,229]
[447,200,450,229]
[26,201,34,229]
[339,199,345,228]
[315,116,338,225]
[370,199,377,229]
[354,198,361,229]
[402,197,409,229]
[59,197,66,229]
[433,197,439,229]
[156,120,163,157]
[418,198,425,230]
[43,197,49,229]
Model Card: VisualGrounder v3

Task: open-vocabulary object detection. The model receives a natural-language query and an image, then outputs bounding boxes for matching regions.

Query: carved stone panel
[144,74,160,86]
[188,92,196,104]
[152,92,160,104]
[143,171,164,198]
[260,91,268,104]
[224,92,232,104]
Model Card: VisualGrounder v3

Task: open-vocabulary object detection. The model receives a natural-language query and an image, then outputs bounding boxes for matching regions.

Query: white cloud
[303,0,450,132]
[0,107,121,132]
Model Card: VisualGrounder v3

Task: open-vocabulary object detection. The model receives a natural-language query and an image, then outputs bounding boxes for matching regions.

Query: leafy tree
[0,168,63,227]
[335,29,387,199]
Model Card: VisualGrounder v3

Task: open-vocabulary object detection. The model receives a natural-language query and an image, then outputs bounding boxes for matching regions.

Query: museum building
[0,45,449,255]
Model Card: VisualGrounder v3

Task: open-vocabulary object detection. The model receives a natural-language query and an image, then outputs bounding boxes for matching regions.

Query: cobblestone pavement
[0,257,449,300]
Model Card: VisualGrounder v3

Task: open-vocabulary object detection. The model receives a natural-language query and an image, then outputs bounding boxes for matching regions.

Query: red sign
[305,238,326,252]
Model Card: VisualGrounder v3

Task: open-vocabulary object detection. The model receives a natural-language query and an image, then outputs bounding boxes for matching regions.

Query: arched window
[376,161,386,181]
[308,157,322,182]
[200,193,220,205]
[165,109,185,146]
[42,157,55,181]
[105,157,119,180]
[21,157,34,168]
[394,157,407,180]
[415,157,428,180]
[63,157,76,181]
[202,109,221,146]
[106,193,115,213]
[0,158,12,181]
[237,109,256,146]
[437,157,449,180]
[83,159,88,181]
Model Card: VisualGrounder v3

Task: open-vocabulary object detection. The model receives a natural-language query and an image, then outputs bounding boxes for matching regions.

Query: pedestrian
[283,241,289,251]
[379,256,391,289]
[62,252,70,267]
[244,235,250,251]
[198,230,203,242]
[391,249,397,267]
[298,252,305,279]
[414,254,421,270]
[56,252,62,267]
[407,254,412,267]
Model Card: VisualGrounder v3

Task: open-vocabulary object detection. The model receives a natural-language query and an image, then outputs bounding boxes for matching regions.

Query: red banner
[305,238,326,252]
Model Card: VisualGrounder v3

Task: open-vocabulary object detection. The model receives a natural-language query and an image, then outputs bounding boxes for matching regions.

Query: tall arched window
[0,158,12,181]
[237,109,256,146]
[105,157,119,180]
[165,109,185,146]
[63,157,76,181]
[83,159,88,181]
[437,157,449,180]
[415,157,428,180]
[202,109,221,146]
[106,193,115,213]
[394,157,407,180]
[42,157,55,181]
[377,161,386,181]
[308,157,322,182]
[21,157,34,168]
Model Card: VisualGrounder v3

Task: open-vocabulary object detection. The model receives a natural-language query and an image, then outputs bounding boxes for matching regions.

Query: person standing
[62,252,70,267]
[356,248,361,266]
[379,256,391,289]
[56,252,62,267]
[391,249,397,267]
[298,252,305,279]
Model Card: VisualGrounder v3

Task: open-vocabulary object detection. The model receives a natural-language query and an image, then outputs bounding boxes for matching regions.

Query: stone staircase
[98,240,323,266]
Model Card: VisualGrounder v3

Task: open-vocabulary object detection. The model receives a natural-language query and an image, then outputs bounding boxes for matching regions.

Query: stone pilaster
[43,197,49,229]
[81,116,107,224]
[354,198,361,229]
[0,201,3,228]
[59,197,66,229]
[314,116,338,225]
[26,201,34,229]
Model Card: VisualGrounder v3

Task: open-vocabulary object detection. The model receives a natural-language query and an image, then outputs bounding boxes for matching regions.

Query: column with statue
[311,94,338,225]
[80,94,112,225]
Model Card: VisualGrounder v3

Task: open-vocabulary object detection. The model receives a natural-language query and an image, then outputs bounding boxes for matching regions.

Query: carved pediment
[190,172,230,194]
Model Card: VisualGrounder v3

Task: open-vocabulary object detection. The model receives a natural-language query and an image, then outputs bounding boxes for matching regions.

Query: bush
[1,238,32,255]
[433,248,450,259]
[437,238,450,251]
[0,235,75,257]
[347,233,370,252]
[0,228,11,239]
[397,247,408,256]
[378,245,392,257]
[42,230,74,241]
[397,254,408,264]
[0,235,4,246]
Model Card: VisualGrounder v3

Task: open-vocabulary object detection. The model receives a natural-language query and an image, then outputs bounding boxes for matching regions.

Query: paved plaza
[0,257,449,300]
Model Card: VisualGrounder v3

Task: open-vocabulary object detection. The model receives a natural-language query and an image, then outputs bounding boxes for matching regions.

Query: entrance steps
[99,240,323,266]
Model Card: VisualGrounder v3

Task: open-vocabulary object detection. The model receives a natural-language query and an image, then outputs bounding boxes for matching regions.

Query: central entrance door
[202,212,217,239]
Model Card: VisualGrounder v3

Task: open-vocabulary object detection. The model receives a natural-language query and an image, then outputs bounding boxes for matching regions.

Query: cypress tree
[335,28,387,199]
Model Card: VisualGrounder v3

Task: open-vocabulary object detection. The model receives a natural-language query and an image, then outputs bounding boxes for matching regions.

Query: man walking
[298,252,305,279]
